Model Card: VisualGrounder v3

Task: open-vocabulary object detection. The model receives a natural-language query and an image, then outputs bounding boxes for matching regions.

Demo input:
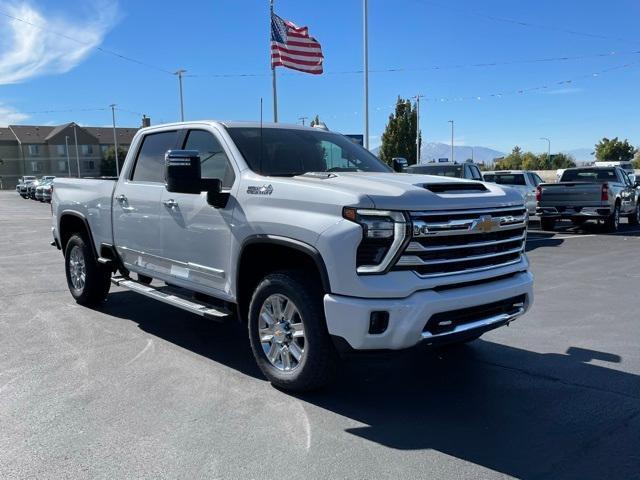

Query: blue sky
[1,0,639,153]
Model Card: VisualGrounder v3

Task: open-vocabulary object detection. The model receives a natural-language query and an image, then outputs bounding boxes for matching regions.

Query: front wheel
[248,271,337,392]
[65,234,111,306]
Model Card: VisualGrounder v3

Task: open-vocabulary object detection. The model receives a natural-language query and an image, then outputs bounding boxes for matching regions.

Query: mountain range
[372,143,595,165]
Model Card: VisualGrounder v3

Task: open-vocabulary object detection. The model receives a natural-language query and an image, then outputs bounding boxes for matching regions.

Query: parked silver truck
[52,121,533,391]
[536,167,640,231]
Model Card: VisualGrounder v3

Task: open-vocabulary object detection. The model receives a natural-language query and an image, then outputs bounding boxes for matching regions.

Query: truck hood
[293,172,524,210]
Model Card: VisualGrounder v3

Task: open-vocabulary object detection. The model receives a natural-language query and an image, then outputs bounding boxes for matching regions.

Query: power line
[0,8,175,75]
[3,7,637,80]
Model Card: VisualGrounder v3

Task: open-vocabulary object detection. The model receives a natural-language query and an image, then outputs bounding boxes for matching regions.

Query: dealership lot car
[483,170,544,215]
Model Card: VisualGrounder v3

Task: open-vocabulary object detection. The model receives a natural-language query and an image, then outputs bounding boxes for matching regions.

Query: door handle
[163,199,178,209]
[116,194,127,203]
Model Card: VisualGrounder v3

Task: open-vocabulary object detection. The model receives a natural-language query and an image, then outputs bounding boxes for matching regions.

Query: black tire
[137,273,153,285]
[64,234,111,306]
[540,217,556,231]
[248,271,337,392]
[628,203,640,226]
[604,203,621,232]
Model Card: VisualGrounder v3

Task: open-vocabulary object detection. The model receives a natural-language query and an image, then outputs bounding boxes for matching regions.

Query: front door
[113,129,179,276]
[159,127,237,296]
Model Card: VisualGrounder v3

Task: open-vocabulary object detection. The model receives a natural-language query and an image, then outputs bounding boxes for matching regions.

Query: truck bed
[51,178,117,253]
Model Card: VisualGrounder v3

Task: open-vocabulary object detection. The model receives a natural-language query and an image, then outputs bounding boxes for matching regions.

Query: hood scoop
[423,182,488,193]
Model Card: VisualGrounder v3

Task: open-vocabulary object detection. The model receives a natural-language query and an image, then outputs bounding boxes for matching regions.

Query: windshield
[484,173,526,186]
[560,168,618,182]
[226,127,391,176]
[405,164,464,178]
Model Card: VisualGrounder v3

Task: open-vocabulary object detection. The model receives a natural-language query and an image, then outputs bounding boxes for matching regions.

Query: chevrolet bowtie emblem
[470,215,497,233]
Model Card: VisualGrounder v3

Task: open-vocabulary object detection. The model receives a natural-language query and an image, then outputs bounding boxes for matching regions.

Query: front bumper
[324,271,533,351]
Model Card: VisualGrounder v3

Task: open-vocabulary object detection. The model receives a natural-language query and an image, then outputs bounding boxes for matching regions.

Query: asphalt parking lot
[1,190,639,480]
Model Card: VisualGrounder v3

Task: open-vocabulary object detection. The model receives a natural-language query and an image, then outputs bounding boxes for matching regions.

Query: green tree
[310,115,322,127]
[494,146,523,170]
[379,97,420,165]
[100,146,129,176]
[633,150,640,169]
[521,152,539,170]
[594,137,637,162]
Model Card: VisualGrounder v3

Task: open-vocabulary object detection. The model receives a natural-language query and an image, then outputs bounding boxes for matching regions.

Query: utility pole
[110,104,120,176]
[175,69,187,121]
[448,120,454,163]
[363,0,369,149]
[64,136,71,177]
[413,94,425,164]
[540,137,551,164]
[298,116,308,126]
[73,124,80,178]
[468,146,474,162]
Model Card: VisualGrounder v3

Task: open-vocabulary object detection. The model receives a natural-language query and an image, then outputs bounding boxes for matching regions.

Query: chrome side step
[111,276,232,320]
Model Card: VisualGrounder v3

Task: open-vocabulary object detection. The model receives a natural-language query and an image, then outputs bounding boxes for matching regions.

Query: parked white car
[483,170,544,215]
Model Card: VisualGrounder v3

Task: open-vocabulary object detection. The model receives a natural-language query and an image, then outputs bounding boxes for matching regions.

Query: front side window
[226,127,390,176]
[183,130,235,188]
[470,165,482,180]
[131,131,178,183]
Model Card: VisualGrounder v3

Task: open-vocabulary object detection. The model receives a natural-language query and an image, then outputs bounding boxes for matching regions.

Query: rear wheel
[540,217,556,231]
[628,203,640,226]
[64,234,111,306]
[604,203,620,232]
[248,271,337,391]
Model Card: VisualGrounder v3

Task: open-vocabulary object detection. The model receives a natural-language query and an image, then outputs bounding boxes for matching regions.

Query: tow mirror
[165,150,202,194]
[392,157,408,172]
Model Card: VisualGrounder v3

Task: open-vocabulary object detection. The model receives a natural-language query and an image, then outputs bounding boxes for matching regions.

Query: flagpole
[270,0,278,122]
[363,0,369,150]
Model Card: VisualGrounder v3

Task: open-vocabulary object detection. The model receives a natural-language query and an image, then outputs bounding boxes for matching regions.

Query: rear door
[113,129,179,276]
[159,127,237,296]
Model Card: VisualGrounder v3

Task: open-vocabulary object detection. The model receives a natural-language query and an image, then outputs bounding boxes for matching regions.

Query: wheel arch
[236,235,331,322]
[59,210,98,259]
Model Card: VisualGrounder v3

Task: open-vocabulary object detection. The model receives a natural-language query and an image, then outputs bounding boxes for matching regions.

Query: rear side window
[131,131,178,183]
[183,130,235,188]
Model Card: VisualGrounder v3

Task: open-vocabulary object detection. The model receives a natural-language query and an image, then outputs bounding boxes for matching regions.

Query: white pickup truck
[52,121,533,391]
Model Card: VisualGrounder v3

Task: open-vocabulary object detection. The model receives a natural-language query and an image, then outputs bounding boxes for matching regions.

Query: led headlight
[343,208,410,274]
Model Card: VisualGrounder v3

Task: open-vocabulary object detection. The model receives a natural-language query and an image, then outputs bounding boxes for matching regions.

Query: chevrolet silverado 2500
[52,121,534,391]
[537,167,639,232]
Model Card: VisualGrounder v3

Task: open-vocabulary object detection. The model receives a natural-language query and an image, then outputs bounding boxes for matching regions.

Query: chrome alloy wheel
[258,294,305,371]
[68,245,86,290]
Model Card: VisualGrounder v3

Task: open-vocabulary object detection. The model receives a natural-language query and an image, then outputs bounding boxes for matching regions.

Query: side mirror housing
[165,150,202,194]
[392,157,408,172]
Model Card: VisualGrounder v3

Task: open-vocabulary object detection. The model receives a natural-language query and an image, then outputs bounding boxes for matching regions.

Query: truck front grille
[393,206,527,278]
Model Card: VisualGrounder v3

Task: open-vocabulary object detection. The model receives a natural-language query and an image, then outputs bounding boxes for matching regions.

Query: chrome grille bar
[393,205,527,278]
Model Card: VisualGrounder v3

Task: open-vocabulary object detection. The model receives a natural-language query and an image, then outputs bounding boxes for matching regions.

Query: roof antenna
[260,97,264,175]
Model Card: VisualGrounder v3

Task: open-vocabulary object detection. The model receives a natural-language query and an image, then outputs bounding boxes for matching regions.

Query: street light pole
[298,116,308,126]
[448,120,454,163]
[64,136,71,177]
[110,104,120,177]
[540,137,551,164]
[468,146,474,162]
[175,69,187,121]
[363,0,369,150]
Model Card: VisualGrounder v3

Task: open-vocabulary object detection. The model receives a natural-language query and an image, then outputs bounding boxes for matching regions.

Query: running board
[111,276,231,320]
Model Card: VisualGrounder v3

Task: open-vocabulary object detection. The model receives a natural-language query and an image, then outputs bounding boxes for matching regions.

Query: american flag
[271,13,324,74]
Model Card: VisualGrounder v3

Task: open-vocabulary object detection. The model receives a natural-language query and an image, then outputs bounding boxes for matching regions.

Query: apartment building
[0,122,139,189]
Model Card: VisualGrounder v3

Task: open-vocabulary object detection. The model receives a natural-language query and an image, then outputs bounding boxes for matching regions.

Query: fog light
[369,311,389,334]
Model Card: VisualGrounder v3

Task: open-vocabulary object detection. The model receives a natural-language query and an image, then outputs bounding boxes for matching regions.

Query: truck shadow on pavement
[100,291,639,479]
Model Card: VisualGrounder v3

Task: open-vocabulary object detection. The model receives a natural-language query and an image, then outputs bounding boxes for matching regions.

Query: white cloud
[0,1,118,84]
[0,104,28,125]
